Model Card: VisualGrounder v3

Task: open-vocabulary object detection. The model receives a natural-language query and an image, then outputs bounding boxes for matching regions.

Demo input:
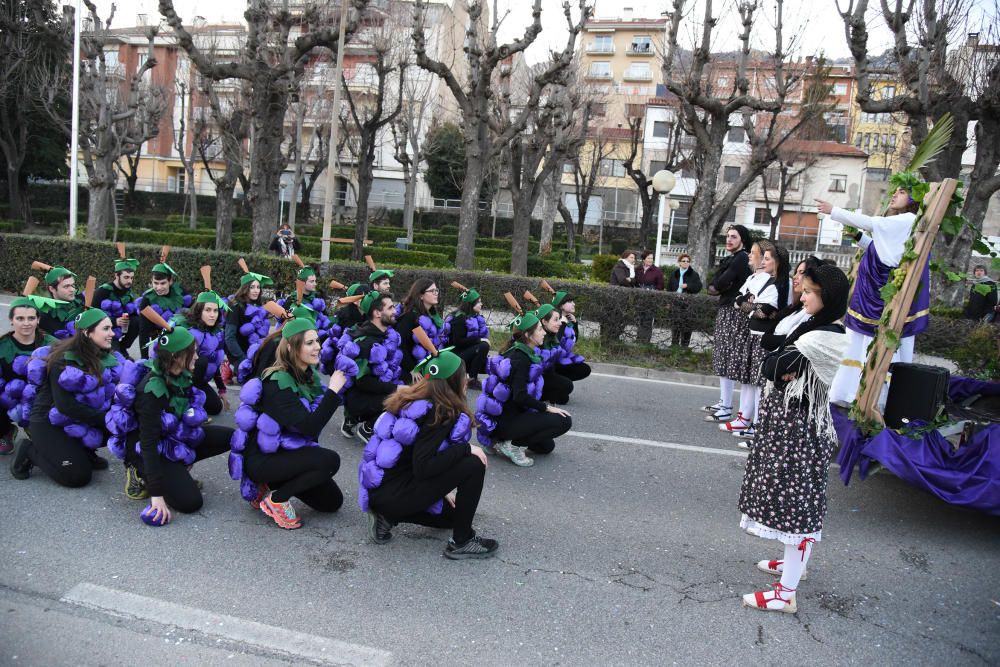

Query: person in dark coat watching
[610,250,637,287]
[666,254,704,347]
[964,265,997,323]
[635,251,664,343]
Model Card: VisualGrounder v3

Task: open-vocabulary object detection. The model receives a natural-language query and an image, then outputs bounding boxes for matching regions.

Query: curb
[588,361,719,387]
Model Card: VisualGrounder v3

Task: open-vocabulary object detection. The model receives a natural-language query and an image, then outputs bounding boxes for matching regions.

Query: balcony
[585,71,613,80]
[622,70,652,82]
[626,44,654,56]
[586,43,615,54]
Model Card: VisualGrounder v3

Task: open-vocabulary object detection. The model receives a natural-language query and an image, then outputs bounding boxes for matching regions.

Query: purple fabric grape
[475,350,544,446]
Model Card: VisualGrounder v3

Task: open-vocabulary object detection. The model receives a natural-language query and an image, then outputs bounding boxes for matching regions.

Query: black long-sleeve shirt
[709,250,751,307]
[130,375,174,496]
[259,375,342,441]
[379,416,472,488]
[446,316,480,351]
[347,322,400,396]
[29,358,107,428]
[503,347,548,416]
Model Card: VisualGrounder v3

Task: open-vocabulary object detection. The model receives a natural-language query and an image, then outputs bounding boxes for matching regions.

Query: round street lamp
[652,170,676,265]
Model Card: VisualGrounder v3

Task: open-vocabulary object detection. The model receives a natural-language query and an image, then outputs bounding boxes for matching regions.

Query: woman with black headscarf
[703,225,753,422]
[736,264,850,614]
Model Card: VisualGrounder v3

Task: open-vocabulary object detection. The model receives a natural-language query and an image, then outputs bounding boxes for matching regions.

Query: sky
[88,0,985,63]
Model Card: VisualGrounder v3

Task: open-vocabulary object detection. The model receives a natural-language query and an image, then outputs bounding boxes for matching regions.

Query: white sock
[719,377,735,409]
[779,539,813,591]
[747,386,761,423]
[738,384,755,422]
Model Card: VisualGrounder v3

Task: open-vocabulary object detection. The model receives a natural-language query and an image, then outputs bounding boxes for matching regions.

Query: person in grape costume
[476,310,571,468]
[332,282,367,332]
[546,287,592,389]
[136,247,192,356]
[173,267,230,417]
[737,264,849,614]
[361,329,497,560]
[394,278,445,383]
[229,318,349,530]
[106,311,234,523]
[93,243,140,358]
[278,257,334,344]
[817,172,928,405]
[523,291,574,406]
[33,262,85,339]
[0,286,58,454]
[225,259,274,374]
[10,307,127,486]
[335,291,404,442]
[365,256,394,296]
[440,281,490,390]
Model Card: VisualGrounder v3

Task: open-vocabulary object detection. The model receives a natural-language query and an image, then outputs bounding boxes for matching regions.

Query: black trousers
[26,419,104,488]
[344,389,389,425]
[555,362,591,382]
[369,456,485,543]
[541,368,574,405]
[493,411,572,454]
[455,341,489,379]
[671,329,693,347]
[1,411,13,438]
[197,381,223,416]
[150,425,232,513]
[244,446,344,512]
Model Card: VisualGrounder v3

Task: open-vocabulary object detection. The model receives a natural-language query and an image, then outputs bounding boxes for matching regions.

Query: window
[591,35,614,53]
[724,206,737,223]
[629,36,652,53]
[681,163,697,179]
[648,160,667,175]
[599,159,626,177]
[883,85,895,99]
[833,82,848,96]
[754,208,771,226]
[626,103,645,118]
[625,62,651,80]
[864,133,871,150]
[764,168,800,191]
[867,168,889,182]
[652,120,671,138]
[888,134,897,149]
[563,161,575,174]
[588,62,611,78]
[855,133,863,148]
[723,166,741,183]
[871,134,880,151]
[831,124,848,143]
[591,102,607,117]
[727,126,746,143]
[829,174,847,192]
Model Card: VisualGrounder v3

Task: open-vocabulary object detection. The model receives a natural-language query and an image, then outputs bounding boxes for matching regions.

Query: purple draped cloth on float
[833,377,1000,516]
[845,244,930,337]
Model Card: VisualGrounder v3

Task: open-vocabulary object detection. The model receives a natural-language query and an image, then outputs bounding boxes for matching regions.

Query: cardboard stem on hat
[450,280,468,293]
[296,279,305,304]
[337,294,364,306]
[329,279,346,291]
[540,279,555,294]
[364,255,377,271]
[140,306,172,331]
[160,246,170,263]
[31,260,53,272]
[22,276,39,297]
[523,290,540,308]
[263,301,290,320]
[83,276,97,308]
[116,242,126,260]
[237,258,250,274]
[412,326,438,357]
[291,254,305,269]
[200,265,212,291]
[504,292,523,316]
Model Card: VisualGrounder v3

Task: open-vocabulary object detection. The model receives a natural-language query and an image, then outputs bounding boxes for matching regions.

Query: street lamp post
[666,198,679,247]
[279,182,286,228]
[651,170,676,266]
[320,0,350,263]
[69,0,82,238]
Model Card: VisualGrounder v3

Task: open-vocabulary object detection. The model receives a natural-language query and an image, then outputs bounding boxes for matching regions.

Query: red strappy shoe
[742,582,797,613]
[755,559,808,580]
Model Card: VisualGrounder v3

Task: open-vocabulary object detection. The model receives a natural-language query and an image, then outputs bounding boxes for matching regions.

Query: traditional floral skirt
[744,333,769,387]
[712,306,751,379]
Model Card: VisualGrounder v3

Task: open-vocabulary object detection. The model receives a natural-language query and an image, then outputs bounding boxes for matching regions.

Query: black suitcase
[883,362,950,428]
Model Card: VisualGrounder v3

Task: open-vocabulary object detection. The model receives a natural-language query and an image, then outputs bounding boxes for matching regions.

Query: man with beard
[94,251,140,358]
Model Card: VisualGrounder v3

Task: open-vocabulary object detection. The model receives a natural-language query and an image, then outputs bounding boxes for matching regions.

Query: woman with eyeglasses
[665,254,703,347]
[394,279,444,383]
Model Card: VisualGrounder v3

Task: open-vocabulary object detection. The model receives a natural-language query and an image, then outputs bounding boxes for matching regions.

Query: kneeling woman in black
[361,331,496,559]
[11,307,124,486]
[108,312,234,524]
[230,318,348,530]
[476,312,572,468]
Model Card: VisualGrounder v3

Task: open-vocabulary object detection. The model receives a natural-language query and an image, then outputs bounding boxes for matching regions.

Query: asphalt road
[1,297,998,666]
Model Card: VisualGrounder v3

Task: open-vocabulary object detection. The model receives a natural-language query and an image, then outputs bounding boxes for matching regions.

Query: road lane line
[61,583,392,666]
[568,430,749,458]
[589,372,720,389]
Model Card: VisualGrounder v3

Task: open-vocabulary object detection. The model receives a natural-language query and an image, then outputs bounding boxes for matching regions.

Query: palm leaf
[906,112,954,173]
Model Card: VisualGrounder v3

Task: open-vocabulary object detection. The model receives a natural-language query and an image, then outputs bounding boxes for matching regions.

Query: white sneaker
[495,441,534,467]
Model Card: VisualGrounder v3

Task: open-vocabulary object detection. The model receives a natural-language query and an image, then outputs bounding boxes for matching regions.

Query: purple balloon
[256,412,281,436]
[140,505,167,526]
[230,428,247,452]
[234,404,257,431]
[228,451,243,480]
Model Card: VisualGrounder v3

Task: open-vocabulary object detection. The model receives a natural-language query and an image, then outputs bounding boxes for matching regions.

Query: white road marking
[589,371,720,389]
[568,430,749,459]
[61,583,392,666]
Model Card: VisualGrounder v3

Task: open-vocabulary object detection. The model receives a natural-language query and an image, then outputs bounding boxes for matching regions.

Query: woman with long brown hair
[11,307,126,487]
[361,338,496,560]
[229,318,348,530]
[224,262,272,370]
[394,278,444,381]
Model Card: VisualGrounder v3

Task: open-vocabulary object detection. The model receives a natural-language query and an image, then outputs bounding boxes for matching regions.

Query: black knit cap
[729,224,753,252]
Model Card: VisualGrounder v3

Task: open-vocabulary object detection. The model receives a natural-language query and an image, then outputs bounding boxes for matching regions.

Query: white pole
[69,0,82,238]
[654,193,666,266]
[279,183,285,227]
[667,207,675,248]
[320,0,350,263]
[815,213,823,252]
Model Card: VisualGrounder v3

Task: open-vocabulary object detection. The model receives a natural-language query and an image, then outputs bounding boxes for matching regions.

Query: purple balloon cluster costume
[441,313,488,346]
[0,333,55,430]
[475,347,545,447]
[233,302,275,384]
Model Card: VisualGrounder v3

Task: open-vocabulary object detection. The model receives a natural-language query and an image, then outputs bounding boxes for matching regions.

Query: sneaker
[736,440,752,450]
[340,417,357,439]
[495,441,534,467]
[704,407,733,423]
[87,450,110,471]
[737,425,756,439]
[260,492,302,530]
[9,439,32,480]
[355,421,374,444]
[124,465,149,500]
[720,414,750,432]
[701,401,725,413]
[250,484,270,509]
[0,426,17,455]
[366,510,394,544]
[444,534,499,560]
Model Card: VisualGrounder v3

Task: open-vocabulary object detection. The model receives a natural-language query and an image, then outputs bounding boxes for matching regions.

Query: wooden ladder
[854,178,958,426]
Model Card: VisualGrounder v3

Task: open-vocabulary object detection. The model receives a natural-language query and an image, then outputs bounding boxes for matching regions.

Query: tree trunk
[456,148,485,270]
[638,199,655,250]
[558,197,575,251]
[299,182,314,223]
[539,171,559,254]
[248,87,290,251]
[287,108,305,229]
[402,163,417,244]
[215,183,235,251]
[353,154,374,261]
[86,182,114,240]
[187,166,198,229]
[510,189,532,275]
[5,166,24,221]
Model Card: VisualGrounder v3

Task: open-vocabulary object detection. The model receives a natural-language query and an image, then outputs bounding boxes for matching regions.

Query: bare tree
[172,80,199,229]
[193,76,251,250]
[159,0,371,251]
[661,0,833,273]
[567,127,615,245]
[840,0,1000,304]
[757,146,816,240]
[412,0,591,270]
[390,65,435,245]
